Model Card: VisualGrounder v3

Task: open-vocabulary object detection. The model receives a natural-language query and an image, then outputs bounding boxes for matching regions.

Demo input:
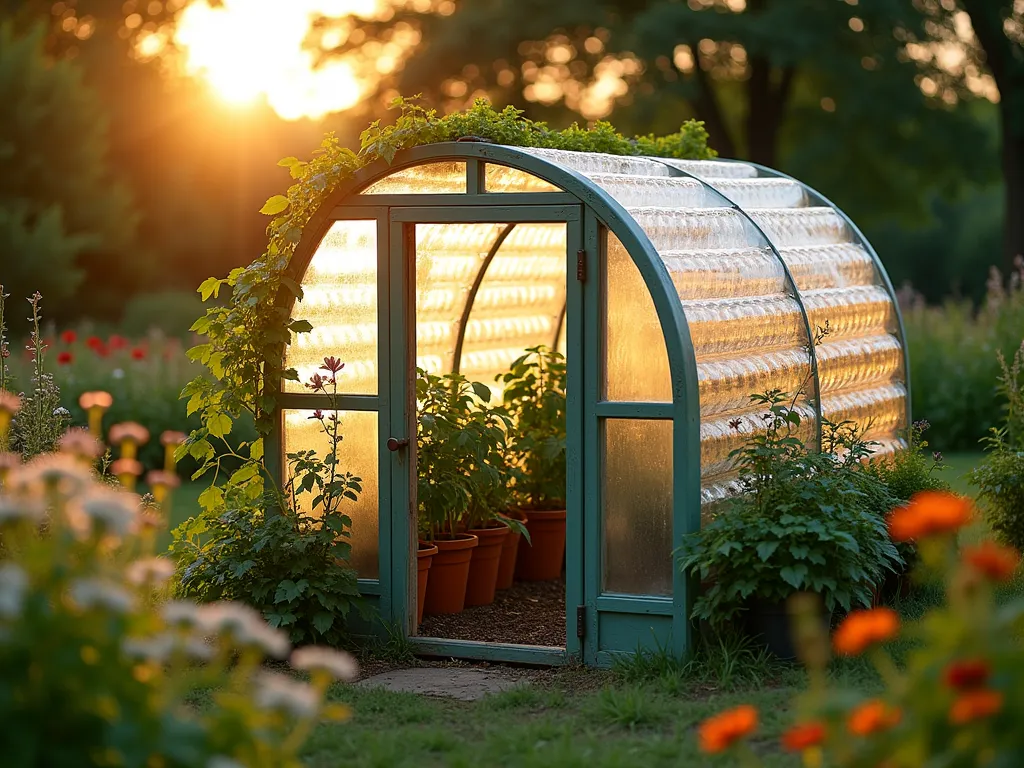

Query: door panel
[388,206,585,661]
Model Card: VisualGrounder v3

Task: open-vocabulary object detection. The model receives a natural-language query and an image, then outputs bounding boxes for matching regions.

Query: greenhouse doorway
[389,206,585,665]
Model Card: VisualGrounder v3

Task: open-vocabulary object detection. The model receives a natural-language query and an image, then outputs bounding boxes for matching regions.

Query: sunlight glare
[170,0,418,120]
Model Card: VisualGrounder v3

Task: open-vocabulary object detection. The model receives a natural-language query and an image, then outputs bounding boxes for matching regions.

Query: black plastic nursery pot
[745,597,832,661]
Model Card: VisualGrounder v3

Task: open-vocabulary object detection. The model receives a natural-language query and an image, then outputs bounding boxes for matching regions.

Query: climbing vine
[179,97,714,509]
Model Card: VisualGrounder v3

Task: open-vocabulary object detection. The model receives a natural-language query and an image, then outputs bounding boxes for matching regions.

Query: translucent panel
[705,178,807,209]
[779,245,877,291]
[803,286,897,340]
[588,174,706,208]
[521,147,672,177]
[414,223,506,374]
[659,158,758,179]
[605,232,672,401]
[457,223,567,390]
[627,208,755,251]
[820,383,907,438]
[816,335,904,393]
[683,295,807,357]
[603,419,673,595]
[283,409,380,579]
[698,347,812,418]
[287,220,377,394]
[663,247,786,301]
[484,164,561,192]
[359,162,467,194]
[747,208,849,247]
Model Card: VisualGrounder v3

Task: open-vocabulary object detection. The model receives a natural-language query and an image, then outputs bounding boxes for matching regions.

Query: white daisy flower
[67,489,140,540]
[253,671,319,718]
[290,646,358,681]
[68,578,135,614]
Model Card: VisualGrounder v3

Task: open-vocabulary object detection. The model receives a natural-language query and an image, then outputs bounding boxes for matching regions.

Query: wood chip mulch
[418,576,566,647]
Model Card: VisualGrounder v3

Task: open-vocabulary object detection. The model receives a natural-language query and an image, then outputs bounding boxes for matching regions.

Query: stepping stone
[357,667,517,701]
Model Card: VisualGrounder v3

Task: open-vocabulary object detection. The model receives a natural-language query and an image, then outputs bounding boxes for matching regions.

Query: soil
[418,576,566,647]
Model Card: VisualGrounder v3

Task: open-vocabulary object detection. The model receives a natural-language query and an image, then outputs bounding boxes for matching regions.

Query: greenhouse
[272,141,910,667]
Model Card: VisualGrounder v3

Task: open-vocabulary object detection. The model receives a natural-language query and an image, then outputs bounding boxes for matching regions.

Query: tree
[911,1,1023,272]
[393,1,996,227]
[0,21,142,327]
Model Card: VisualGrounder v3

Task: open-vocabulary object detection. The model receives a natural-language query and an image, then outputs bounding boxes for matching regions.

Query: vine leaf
[260,195,290,215]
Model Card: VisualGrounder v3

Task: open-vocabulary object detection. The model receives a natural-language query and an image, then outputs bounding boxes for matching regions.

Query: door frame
[385,204,586,665]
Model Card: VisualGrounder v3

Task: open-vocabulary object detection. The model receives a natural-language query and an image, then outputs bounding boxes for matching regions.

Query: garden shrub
[0,450,356,768]
[903,258,1024,451]
[695,492,1024,767]
[677,391,902,623]
[971,341,1024,550]
[173,357,367,645]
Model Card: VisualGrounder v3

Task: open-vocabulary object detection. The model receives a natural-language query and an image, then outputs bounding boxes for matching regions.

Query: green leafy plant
[416,368,513,539]
[677,391,902,624]
[173,356,366,645]
[0,450,356,767]
[499,345,567,510]
[9,291,70,459]
[971,341,1024,550]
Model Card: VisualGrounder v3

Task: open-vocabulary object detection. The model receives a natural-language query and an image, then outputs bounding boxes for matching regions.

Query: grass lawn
[169,453,990,766]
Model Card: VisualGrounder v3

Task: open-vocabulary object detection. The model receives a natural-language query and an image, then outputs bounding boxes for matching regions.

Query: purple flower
[320,356,345,374]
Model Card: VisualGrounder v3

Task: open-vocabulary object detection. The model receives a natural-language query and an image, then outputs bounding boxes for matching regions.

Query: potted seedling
[499,346,567,582]
[416,369,488,615]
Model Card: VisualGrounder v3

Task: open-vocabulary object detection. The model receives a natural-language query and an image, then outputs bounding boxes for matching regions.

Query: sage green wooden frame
[271,142,906,666]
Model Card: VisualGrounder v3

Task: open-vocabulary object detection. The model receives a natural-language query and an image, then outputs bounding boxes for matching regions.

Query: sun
[160,0,425,121]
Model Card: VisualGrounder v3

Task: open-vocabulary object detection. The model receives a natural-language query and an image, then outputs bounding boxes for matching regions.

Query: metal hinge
[576,605,586,639]
[576,249,586,282]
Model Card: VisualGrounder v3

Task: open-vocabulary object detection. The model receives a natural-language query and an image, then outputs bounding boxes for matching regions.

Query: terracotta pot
[496,511,526,590]
[514,509,566,581]
[423,534,479,615]
[416,542,438,626]
[464,523,510,607]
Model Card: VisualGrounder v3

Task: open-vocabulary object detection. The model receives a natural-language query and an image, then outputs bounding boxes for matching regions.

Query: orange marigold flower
[832,608,900,656]
[781,721,826,752]
[944,659,991,691]
[847,700,902,736]
[887,491,973,542]
[962,541,1020,582]
[949,689,1003,725]
[698,705,758,753]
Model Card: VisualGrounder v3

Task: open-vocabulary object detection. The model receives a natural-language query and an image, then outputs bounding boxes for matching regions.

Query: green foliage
[677,391,902,624]
[972,342,1024,550]
[119,291,210,339]
[416,368,514,537]
[499,345,567,510]
[0,22,142,327]
[0,452,355,768]
[904,259,1024,451]
[9,292,69,458]
[864,421,951,504]
[173,357,366,645]
[171,490,366,647]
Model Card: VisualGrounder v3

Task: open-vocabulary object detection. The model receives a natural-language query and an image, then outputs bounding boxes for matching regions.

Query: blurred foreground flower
[109,421,149,460]
[888,491,973,541]
[832,608,899,657]
[78,391,113,438]
[962,541,1020,582]
[698,704,758,753]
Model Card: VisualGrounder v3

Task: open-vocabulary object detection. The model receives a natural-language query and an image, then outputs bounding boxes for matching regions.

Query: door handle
[386,437,410,452]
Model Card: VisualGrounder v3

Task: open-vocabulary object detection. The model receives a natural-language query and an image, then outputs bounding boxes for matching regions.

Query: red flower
[108,334,128,350]
[698,705,758,753]
[949,689,1003,725]
[60,330,77,344]
[130,347,146,360]
[847,700,901,736]
[781,721,826,751]
[57,351,73,365]
[86,335,103,350]
[944,660,990,691]
[962,541,1020,582]
[321,356,345,374]
[832,608,900,656]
